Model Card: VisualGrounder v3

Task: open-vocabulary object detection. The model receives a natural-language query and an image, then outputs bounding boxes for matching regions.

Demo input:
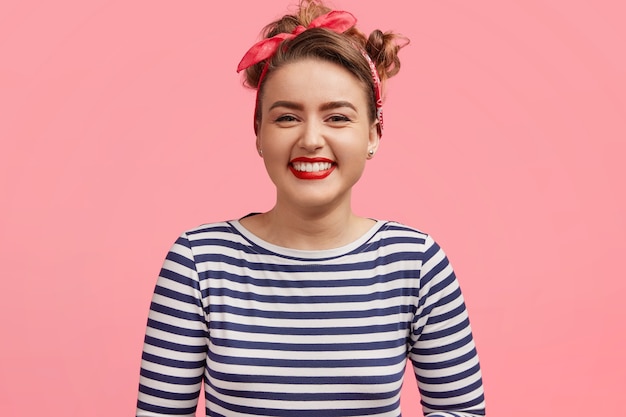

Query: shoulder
[172,220,249,250]
[374,220,450,262]
[183,220,235,237]
[376,220,435,245]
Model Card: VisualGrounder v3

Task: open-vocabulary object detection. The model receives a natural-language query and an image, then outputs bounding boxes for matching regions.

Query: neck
[244,199,374,251]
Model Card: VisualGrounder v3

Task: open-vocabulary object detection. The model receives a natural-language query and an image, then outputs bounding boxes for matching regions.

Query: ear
[367,121,380,158]
[256,134,263,157]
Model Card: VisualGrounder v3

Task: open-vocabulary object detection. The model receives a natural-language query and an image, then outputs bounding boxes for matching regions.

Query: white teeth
[292,162,332,172]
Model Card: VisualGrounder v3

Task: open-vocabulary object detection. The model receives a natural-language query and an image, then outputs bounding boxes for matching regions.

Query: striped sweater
[137,220,485,416]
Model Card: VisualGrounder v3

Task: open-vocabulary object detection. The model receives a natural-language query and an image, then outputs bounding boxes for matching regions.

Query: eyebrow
[268,100,357,112]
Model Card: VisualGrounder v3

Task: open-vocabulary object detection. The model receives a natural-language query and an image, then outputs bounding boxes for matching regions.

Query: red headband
[237,10,384,137]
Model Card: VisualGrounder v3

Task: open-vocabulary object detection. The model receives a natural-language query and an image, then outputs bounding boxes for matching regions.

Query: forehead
[262,59,369,105]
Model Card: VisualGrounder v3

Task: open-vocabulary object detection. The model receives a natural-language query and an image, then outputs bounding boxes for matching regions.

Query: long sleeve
[136,233,209,416]
[409,235,486,416]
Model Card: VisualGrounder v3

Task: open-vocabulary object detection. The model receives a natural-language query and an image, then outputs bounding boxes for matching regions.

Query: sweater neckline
[227,218,387,260]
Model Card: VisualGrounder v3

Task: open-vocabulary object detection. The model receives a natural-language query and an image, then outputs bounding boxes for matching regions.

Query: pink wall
[1,1,624,415]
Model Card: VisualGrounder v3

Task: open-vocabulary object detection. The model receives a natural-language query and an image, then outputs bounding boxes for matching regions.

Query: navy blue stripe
[209,286,414,305]
[412,333,474,356]
[209,267,417,287]
[416,277,460,314]
[415,363,482,385]
[414,288,464,335]
[420,317,471,341]
[186,225,233,236]
[195,250,423,274]
[207,367,406,385]
[136,399,198,415]
[166,238,196,267]
[210,383,400,402]
[140,368,202,386]
[422,395,485,415]
[149,301,205,322]
[142,351,206,370]
[420,377,483,399]
[210,337,406,353]
[210,320,411,336]
[146,318,207,338]
[414,348,477,371]
[158,266,197,287]
[153,285,202,308]
[139,384,200,401]
[206,392,400,417]
[383,223,426,234]
[204,269,420,290]
[426,301,467,325]
[210,303,415,320]
[144,335,207,354]
[420,252,450,286]
[208,350,406,368]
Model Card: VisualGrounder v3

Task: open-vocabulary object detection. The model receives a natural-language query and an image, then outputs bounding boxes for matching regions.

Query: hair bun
[366,29,408,81]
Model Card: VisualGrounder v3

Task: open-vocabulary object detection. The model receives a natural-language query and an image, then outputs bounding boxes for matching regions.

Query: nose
[298,119,325,152]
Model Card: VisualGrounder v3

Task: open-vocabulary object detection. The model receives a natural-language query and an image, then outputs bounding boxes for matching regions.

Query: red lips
[289,157,336,180]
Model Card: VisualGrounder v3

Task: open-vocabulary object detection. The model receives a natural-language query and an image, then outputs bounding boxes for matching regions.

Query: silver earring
[258,149,263,157]
[368,149,374,156]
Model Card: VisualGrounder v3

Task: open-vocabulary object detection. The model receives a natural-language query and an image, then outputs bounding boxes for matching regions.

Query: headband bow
[237,11,357,72]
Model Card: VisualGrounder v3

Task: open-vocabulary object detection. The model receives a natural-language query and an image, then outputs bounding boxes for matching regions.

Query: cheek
[261,146,287,173]
[337,144,368,169]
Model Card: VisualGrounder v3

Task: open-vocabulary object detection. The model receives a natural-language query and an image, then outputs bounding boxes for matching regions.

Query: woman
[136,1,486,416]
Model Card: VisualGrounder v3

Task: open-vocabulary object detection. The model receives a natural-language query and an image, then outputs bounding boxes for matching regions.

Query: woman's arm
[409,235,486,417]
[136,233,208,417]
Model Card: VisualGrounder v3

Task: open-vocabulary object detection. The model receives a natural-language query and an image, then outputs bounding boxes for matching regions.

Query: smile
[289,157,336,180]
[291,161,333,172]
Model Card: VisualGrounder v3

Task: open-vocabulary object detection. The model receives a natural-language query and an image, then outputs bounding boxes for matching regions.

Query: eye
[275,114,299,123]
[326,114,352,123]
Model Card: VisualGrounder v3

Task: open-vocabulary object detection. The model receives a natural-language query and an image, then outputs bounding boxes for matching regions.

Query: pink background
[1,0,624,415]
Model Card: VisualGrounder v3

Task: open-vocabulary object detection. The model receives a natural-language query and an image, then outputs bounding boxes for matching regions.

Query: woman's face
[256,58,379,212]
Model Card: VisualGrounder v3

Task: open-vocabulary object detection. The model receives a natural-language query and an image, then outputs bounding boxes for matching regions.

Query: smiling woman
[135,1,486,416]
